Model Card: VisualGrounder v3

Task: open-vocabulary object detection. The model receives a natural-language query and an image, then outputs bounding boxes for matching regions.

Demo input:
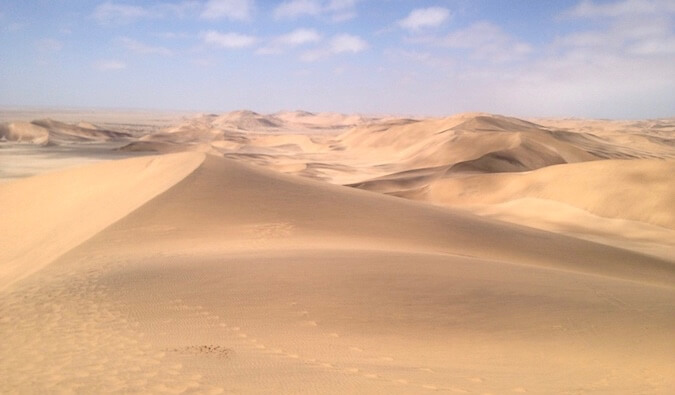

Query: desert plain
[0,108,674,394]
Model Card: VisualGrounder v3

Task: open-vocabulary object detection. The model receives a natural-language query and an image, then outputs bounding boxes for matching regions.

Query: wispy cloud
[554,1,675,56]
[95,60,127,71]
[152,32,192,39]
[325,0,359,21]
[275,0,321,19]
[202,30,257,48]
[118,37,173,56]
[440,22,532,63]
[398,7,450,31]
[274,0,359,21]
[302,33,367,61]
[331,33,367,53]
[92,1,200,25]
[35,38,64,53]
[92,2,149,25]
[200,0,254,21]
[565,0,675,18]
[257,28,322,55]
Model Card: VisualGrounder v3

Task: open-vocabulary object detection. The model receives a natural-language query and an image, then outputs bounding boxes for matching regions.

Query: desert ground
[1,108,673,394]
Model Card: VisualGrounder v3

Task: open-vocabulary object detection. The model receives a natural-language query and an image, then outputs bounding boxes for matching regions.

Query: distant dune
[0,118,131,145]
[0,121,50,144]
[1,110,673,393]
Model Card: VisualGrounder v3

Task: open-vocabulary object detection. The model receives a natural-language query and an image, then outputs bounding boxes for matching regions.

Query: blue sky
[1,0,674,118]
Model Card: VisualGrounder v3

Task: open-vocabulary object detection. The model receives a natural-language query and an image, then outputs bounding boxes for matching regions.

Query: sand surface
[1,110,673,393]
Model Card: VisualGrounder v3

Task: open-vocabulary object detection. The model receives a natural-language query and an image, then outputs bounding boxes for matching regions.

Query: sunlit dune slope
[28,154,674,285]
[0,152,204,290]
[425,159,675,229]
[1,152,673,394]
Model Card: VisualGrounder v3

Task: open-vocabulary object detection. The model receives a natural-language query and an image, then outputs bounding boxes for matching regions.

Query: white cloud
[398,7,450,31]
[95,60,127,71]
[326,0,359,21]
[274,0,359,21]
[158,1,201,18]
[301,33,367,61]
[201,0,254,21]
[153,32,191,39]
[202,30,257,48]
[331,33,367,53]
[35,38,63,53]
[279,28,322,46]
[92,1,200,25]
[440,21,531,62]
[556,2,675,57]
[257,28,322,55]
[92,2,149,25]
[274,0,321,19]
[410,1,675,117]
[119,37,173,56]
[628,37,675,55]
[566,0,675,18]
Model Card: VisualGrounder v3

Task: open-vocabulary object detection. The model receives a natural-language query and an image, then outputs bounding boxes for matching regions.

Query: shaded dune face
[1,112,674,394]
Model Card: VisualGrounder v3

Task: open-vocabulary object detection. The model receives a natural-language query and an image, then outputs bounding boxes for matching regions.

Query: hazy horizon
[1,0,674,119]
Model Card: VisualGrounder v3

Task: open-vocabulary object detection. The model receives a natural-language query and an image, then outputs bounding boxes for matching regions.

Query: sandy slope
[0,152,204,291]
[427,159,675,228]
[1,153,674,394]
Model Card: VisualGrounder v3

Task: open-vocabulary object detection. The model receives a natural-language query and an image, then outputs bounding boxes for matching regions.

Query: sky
[0,0,674,118]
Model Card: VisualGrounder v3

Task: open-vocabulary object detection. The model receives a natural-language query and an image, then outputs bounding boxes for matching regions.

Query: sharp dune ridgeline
[1,110,674,394]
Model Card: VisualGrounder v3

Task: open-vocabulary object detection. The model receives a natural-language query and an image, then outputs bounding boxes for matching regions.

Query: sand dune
[427,159,675,229]
[2,152,674,394]
[0,119,131,145]
[1,110,674,393]
[0,121,50,144]
[0,152,204,291]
